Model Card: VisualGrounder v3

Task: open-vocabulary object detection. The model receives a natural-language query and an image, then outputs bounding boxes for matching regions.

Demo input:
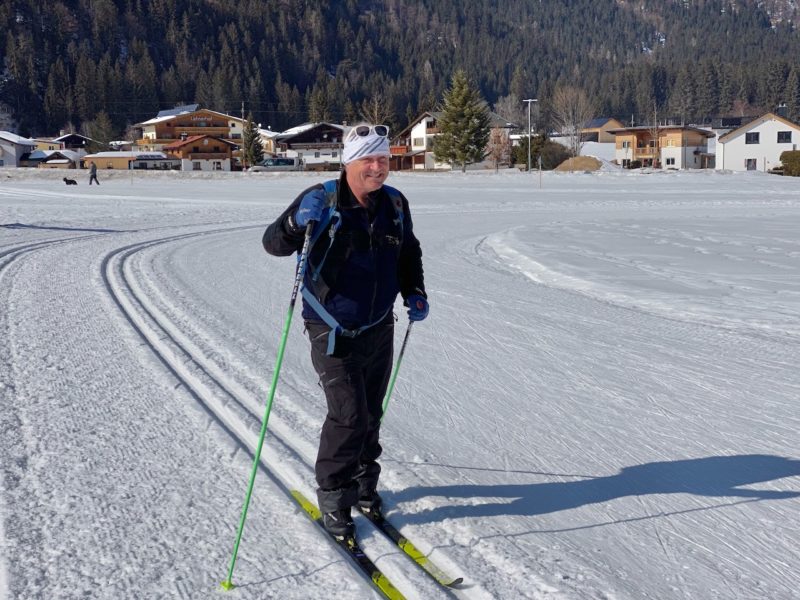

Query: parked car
[248,157,302,172]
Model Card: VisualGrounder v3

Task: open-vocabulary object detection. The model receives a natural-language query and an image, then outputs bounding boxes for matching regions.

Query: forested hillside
[1,0,798,137]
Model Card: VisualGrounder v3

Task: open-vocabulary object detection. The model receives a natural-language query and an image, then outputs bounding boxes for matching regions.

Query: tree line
[1,0,799,140]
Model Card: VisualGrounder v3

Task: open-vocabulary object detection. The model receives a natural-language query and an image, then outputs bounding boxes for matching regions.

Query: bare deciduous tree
[493,93,526,130]
[359,92,394,126]
[550,85,596,159]
[486,127,512,172]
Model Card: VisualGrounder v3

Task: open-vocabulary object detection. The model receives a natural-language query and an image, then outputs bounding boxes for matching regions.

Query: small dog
[63,177,77,185]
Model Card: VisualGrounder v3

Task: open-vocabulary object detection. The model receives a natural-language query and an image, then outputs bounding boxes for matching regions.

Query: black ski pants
[306,315,394,509]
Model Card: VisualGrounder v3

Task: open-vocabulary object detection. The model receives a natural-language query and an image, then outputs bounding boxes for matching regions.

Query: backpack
[301,179,405,355]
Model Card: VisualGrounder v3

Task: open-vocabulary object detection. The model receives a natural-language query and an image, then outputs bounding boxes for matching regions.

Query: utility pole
[523,98,537,172]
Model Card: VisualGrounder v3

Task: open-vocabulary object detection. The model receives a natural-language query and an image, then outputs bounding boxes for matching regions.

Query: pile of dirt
[554,156,602,172]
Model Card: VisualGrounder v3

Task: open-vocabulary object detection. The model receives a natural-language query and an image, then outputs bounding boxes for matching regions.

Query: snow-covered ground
[1,168,798,600]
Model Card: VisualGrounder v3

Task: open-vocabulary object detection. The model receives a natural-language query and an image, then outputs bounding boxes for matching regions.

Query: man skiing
[262,123,428,539]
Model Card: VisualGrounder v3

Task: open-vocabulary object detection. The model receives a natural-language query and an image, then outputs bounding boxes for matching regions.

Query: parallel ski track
[0,235,103,279]
[100,226,468,600]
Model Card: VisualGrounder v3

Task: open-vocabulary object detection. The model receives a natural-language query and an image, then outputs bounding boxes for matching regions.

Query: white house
[0,131,36,167]
[716,112,800,172]
[390,111,517,171]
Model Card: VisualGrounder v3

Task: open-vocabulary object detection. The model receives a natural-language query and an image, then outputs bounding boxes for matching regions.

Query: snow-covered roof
[52,133,94,143]
[281,123,318,136]
[717,112,800,143]
[0,131,36,145]
[156,104,200,118]
[137,108,247,127]
[28,149,81,161]
[606,125,715,137]
[138,114,180,126]
[83,151,168,159]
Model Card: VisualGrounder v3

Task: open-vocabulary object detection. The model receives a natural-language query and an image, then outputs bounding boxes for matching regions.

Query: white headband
[342,127,390,164]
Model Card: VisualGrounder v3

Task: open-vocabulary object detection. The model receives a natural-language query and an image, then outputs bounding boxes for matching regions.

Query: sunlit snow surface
[1,168,798,599]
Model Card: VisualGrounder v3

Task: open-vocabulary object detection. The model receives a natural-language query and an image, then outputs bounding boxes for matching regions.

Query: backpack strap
[383,184,404,235]
[301,288,392,355]
[304,179,341,283]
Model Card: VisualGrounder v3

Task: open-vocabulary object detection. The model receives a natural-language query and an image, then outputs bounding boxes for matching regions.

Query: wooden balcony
[166,126,230,137]
[170,152,231,160]
[390,145,409,155]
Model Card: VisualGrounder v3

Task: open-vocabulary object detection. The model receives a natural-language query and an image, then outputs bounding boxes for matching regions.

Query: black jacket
[263,173,425,329]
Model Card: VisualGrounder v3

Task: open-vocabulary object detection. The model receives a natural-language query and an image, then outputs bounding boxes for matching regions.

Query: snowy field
[1,168,798,600]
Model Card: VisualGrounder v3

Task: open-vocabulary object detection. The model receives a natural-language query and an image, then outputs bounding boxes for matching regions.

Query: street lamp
[523,98,538,172]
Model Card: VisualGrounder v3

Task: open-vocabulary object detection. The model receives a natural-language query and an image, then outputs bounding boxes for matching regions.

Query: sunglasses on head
[348,124,390,140]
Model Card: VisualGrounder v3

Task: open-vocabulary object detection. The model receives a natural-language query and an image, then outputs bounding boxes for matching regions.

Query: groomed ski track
[99,224,478,599]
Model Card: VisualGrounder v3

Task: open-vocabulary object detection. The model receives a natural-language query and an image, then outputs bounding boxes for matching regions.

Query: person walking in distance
[88,162,99,185]
[262,123,428,539]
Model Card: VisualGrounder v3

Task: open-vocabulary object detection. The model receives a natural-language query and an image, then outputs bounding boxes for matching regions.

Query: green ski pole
[381,320,414,420]
[221,221,315,591]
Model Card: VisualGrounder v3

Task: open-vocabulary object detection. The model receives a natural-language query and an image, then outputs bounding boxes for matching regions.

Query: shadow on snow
[387,454,800,527]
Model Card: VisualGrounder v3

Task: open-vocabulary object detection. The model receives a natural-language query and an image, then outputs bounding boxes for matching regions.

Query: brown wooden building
[162,134,236,171]
[135,107,245,152]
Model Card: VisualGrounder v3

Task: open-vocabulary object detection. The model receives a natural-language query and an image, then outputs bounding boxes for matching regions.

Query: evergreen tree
[80,111,116,153]
[717,62,734,116]
[695,61,718,122]
[669,66,695,124]
[433,70,491,172]
[764,60,789,113]
[241,113,265,168]
[786,68,800,124]
[44,58,72,132]
[73,54,98,122]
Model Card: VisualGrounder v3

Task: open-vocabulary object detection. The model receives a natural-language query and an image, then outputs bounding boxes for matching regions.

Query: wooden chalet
[162,134,236,171]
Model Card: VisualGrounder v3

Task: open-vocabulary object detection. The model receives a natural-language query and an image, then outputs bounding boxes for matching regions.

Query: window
[193,161,201,171]
[745,132,759,144]
[778,131,792,143]
[666,157,675,166]
[314,151,320,158]
[745,158,757,170]
[412,137,425,147]
[332,151,338,158]
[213,161,222,171]
[621,141,631,149]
